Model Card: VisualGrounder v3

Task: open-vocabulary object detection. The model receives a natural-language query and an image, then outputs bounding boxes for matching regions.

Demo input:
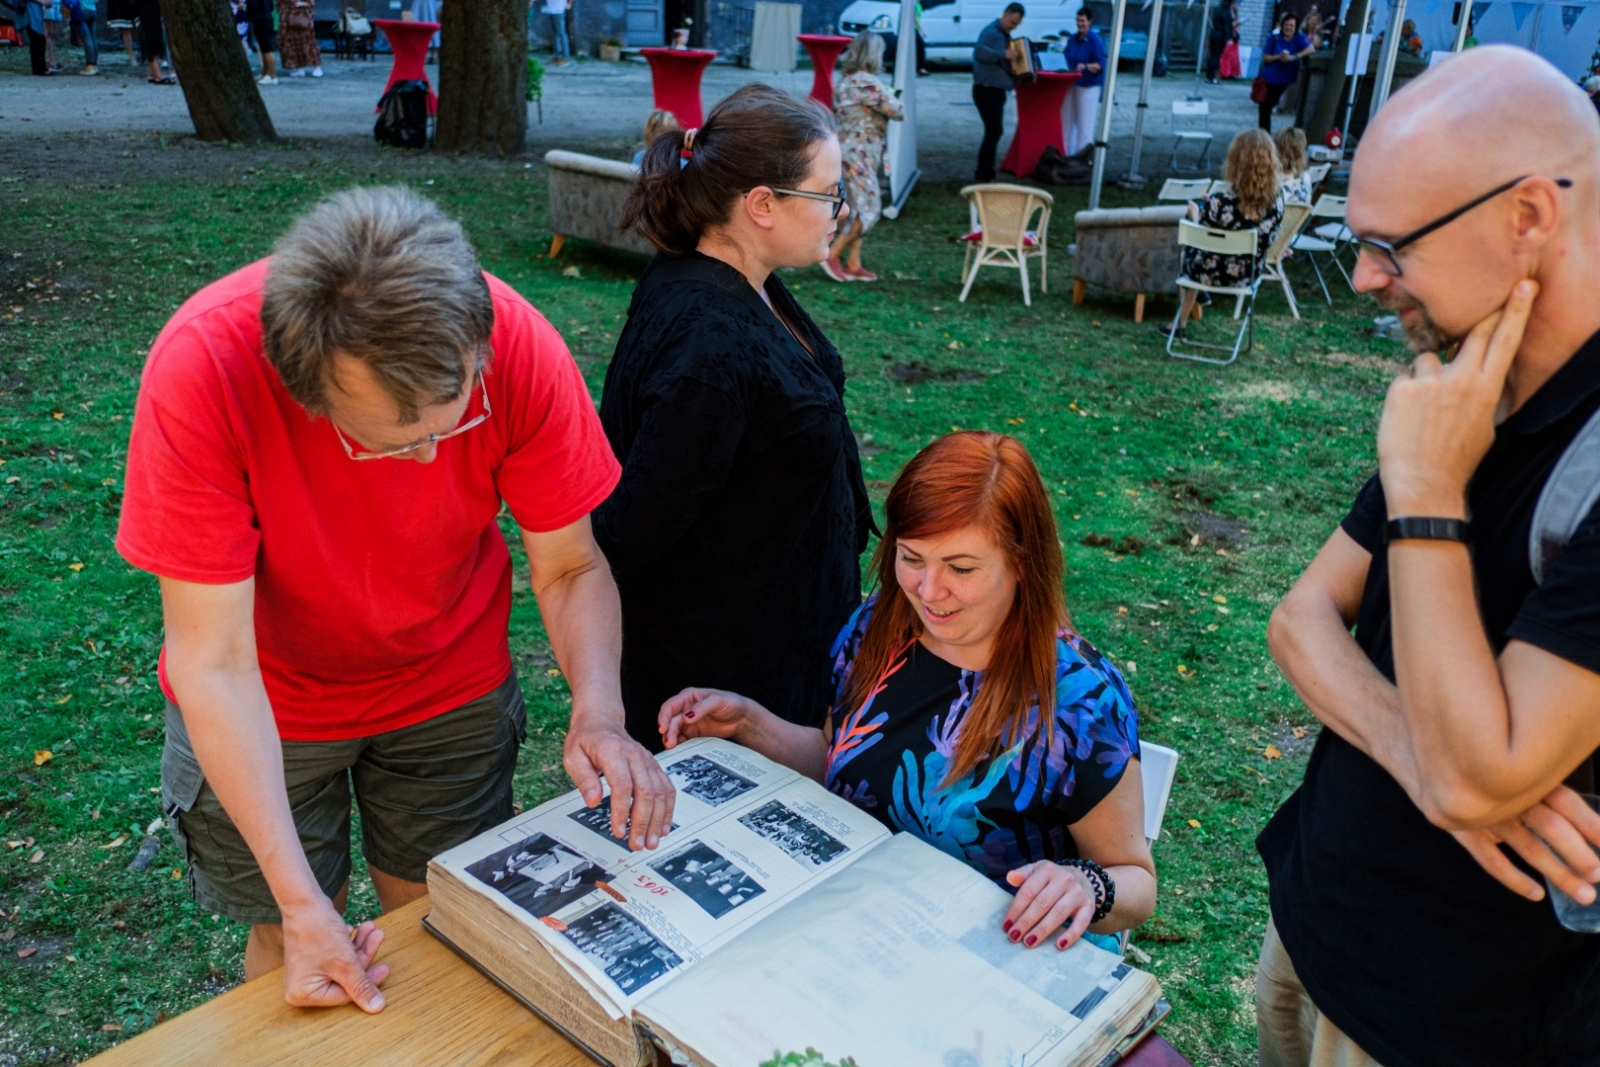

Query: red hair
[843,432,1069,783]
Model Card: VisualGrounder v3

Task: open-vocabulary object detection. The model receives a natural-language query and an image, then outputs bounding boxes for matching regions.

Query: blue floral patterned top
[823,596,1140,889]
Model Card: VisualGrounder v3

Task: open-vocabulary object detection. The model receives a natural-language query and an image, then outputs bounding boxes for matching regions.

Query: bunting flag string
[1563,4,1584,31]
[1471,1,1491,28]
[1511,0,1535,29]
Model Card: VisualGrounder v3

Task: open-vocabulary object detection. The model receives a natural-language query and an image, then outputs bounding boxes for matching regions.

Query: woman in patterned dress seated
[1162,128,1284,341]
[823,31,904,282]
[659,432,1156,954]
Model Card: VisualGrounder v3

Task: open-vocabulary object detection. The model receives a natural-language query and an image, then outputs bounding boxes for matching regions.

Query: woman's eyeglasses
[771,182,848,219]
[1353,175,1572,278]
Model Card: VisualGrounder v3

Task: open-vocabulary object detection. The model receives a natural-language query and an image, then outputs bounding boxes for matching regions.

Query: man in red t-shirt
[117,187,674,1011]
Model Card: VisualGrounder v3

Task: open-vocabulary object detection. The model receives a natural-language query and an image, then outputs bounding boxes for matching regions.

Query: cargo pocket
[502,675,529,748]
[160,730,206,863]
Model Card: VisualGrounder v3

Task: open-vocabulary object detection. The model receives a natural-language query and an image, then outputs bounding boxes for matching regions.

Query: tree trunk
[160,0,277,143]
[1307,0,1369,143]
[435,0,528,156]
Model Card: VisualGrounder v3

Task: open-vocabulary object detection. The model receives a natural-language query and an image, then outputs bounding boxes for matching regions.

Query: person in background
[1062,7,1104,156]
[1258,47,1600,1067]
[1301,7,1322,49]
[660,431,1156,956]
[65,0,98,74]
[1259,12,1312,130]
[914,0,927,75]
[1398,17,1422,55]
[136,0,171,83]
[411,0,440,63]
[972,2,1025,182]
[604,83,874,749]
[825,31,904,282]
[541,0,568,65]
[104,0,134,66]
[1587,74,1600,118]
[1274,126,1313,203]
[1205,0,1239,83]
[1162,129,1283,340]
[277,0,322,77]
[631,109,681,167]
[247,0,278,83]
[21,0,52,75]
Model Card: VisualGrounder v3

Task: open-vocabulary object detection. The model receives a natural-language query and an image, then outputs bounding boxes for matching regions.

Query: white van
[839,0,1149,67]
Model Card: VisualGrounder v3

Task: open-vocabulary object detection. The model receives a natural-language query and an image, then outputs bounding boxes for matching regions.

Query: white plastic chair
[1170,100,1214,172]
[1114,741,1180,954]
[1290,194,1354,303]
[1167,219,1261,366]
[1304,162,1332,192]
[1156,178,1216,202]
[1258,200,1312,320]
[958,183,1052,306]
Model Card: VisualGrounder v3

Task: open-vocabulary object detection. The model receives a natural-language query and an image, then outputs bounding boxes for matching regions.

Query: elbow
[1266,596,1302,671]
[1414,777,1516,832]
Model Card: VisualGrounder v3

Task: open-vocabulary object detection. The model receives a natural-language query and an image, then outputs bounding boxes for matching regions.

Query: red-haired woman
[660,432,1155,952]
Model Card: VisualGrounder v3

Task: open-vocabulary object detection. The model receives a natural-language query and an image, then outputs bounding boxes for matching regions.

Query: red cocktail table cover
[1000,70,1081,179]
[797,34,853,109]
[373,19,439,116]
[639,48,717,128]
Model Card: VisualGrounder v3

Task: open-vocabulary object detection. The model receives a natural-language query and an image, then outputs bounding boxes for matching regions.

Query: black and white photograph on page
[464,831,610,919]
[737,800,848,868]
[648,840,767,918]
[666,754,758,807]
[568,795,679,845]
[560,903,684,994]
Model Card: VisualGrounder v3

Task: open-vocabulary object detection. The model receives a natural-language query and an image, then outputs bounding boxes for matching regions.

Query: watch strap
[1386,517,1468,543]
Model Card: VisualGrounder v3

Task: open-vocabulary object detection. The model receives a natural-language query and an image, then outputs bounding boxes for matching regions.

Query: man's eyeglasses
[1354,175,1572,277]
[771,182,848,219]
[332,372,491,461]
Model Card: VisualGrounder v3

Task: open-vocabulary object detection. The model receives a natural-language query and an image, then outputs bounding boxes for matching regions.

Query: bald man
[1258,47,1600,1067]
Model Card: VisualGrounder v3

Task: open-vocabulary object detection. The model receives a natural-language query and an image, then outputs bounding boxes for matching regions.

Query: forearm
[734,708,829,781]
[1093,864,1155,934]
[167,666,324,910]
[1268,595,1422,797]
[534,562,624,730]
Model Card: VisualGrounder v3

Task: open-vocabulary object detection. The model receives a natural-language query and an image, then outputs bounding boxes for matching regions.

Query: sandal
[149,74,177,84]
[843,266,879,282]
[820,256,850,283]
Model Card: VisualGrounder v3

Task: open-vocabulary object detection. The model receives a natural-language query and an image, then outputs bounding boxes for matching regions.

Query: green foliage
[760,1050,859,1067]
[0,141,1405,1066]
[527,54,545,103]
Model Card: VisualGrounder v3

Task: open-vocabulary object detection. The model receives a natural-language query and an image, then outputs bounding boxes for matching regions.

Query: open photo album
[425,737,1162,1067]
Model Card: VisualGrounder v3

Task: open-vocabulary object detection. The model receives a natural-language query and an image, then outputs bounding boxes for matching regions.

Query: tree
[1307,0,1371,144]
[435,0,528,156]
[161,0,277,143]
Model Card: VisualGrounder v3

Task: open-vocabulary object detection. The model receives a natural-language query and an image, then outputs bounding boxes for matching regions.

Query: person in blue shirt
[1061,8,1105,156]
[972,2,1025,181]
[1259,12,1312,130]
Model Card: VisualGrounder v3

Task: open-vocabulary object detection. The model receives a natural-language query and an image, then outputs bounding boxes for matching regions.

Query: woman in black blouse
[595,83,874,749]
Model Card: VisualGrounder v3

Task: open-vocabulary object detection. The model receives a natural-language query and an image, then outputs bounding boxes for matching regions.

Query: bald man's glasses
[1354,175,1572,277]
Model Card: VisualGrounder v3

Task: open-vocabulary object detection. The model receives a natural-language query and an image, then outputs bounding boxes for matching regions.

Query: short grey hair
[840,31,885,76]
[261,186,494,424]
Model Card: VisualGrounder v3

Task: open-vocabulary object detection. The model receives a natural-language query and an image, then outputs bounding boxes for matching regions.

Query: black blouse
[593,251,873,747]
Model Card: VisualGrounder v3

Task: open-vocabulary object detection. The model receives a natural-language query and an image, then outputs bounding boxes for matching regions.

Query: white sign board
[883,0,920,218]
[1344,32,1377,75]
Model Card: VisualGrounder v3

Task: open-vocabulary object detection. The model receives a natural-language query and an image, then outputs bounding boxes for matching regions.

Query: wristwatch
[1385,517,1468,543]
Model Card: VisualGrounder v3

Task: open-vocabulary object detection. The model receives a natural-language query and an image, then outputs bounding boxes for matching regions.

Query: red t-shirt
[116,259,620,741]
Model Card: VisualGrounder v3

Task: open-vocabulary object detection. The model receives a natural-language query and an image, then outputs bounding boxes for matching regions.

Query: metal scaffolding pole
[1122,0,1165,187]
[1087,0,1128,209]
[1369,0,1408,115]
[1451,0,1472,50]
[1196,0,1212,76]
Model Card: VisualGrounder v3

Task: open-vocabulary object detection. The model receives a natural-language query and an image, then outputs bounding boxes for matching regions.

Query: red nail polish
[1002,920,1012,933]
[1057,938,1069,949]
[1025,935,1037,947]
[1009,929,1022,942]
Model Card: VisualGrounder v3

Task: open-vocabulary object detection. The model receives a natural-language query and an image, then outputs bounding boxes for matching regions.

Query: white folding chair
[1116,741,1181,954]
[1156,178,1215,202]
[1168,220,1261,366]
[1290,194,1354,303]
[958,183,1052,307]
[1169,100,1214,172]
[1258,201,1312,320]
[1304,162,1332,193]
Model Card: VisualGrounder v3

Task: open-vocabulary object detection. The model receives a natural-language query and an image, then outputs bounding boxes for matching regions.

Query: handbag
[1250,73,1268,103]
[282,0,313,29]
[1218,39,1241,78]
[343,7,372,34]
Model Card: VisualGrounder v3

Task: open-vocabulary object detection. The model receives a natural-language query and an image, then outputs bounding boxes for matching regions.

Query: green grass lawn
[0,140,1406,1067]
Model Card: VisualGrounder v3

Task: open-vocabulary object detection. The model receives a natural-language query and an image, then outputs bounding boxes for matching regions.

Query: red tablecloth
[639,48,717,128]
[373,19,439,115]
[797,34,853,109]
[999,70,1081,179]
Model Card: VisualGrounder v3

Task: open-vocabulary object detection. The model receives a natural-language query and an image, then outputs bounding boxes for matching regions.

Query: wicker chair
[957,184,1052,307]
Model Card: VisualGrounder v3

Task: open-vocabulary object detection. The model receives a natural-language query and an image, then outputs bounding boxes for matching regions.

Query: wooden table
[797,34,853,109]
[373,19,439,115]
[638,48,717,129]
[999,70,1081,179]
[79,898,592,1067]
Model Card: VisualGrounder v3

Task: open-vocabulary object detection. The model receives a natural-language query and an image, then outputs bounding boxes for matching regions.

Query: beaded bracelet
[1061,858,1116,923]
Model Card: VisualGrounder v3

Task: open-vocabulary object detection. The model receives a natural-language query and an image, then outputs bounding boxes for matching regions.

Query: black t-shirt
[593,252,873,747]
[1257,331,1600,1067]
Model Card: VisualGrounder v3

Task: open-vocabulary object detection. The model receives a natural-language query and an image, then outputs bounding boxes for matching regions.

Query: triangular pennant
[1511,1,1535,30]
[1141,0,1152,10]
[1563,4,1583,32]
[1471,1,1491,27]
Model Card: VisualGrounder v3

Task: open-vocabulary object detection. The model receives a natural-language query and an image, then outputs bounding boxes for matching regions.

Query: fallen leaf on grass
[68,562,84,572]
[34,749,52,764]
[51,695,70,705]
[1186,819,1201,829]
[1264,745,1283,760]
[1292,727,1308,739]
[17,947,37,959]
[29,851,44,864]
[101,1023,122,1032]
[100,836,128,850]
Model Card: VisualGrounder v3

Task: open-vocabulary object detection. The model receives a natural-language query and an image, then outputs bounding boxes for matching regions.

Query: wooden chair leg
[1191,302,1204,322]
[1134,293,1146,323]
[548,234,566,258]
[1072,278,1086,305]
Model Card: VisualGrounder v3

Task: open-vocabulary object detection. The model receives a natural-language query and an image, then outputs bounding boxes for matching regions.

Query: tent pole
[1196,0,1212,77]
[1451,0,1471,50]
[1369,0,1407,114]
[1088,0,1128,209]
[1123,0,1164,187]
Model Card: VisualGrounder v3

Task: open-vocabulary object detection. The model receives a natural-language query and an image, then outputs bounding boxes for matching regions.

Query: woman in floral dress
[1163,128,1283,339]
[659,431,1157,955]
[824,32,903,282]
[277,0,322,77]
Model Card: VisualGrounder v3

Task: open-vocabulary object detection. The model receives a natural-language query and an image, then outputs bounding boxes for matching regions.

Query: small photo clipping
[560,903,683,994]
[568,796,678,845]
[648,840,766,919]
[737,799,848,868]
[465,832,610,919]
[666,754,759,807]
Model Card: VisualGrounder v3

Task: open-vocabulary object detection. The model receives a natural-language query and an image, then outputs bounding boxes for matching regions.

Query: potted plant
[599,36,623,61]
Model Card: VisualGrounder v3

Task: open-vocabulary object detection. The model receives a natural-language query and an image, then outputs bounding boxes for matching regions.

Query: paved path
[0,48,1260,183]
